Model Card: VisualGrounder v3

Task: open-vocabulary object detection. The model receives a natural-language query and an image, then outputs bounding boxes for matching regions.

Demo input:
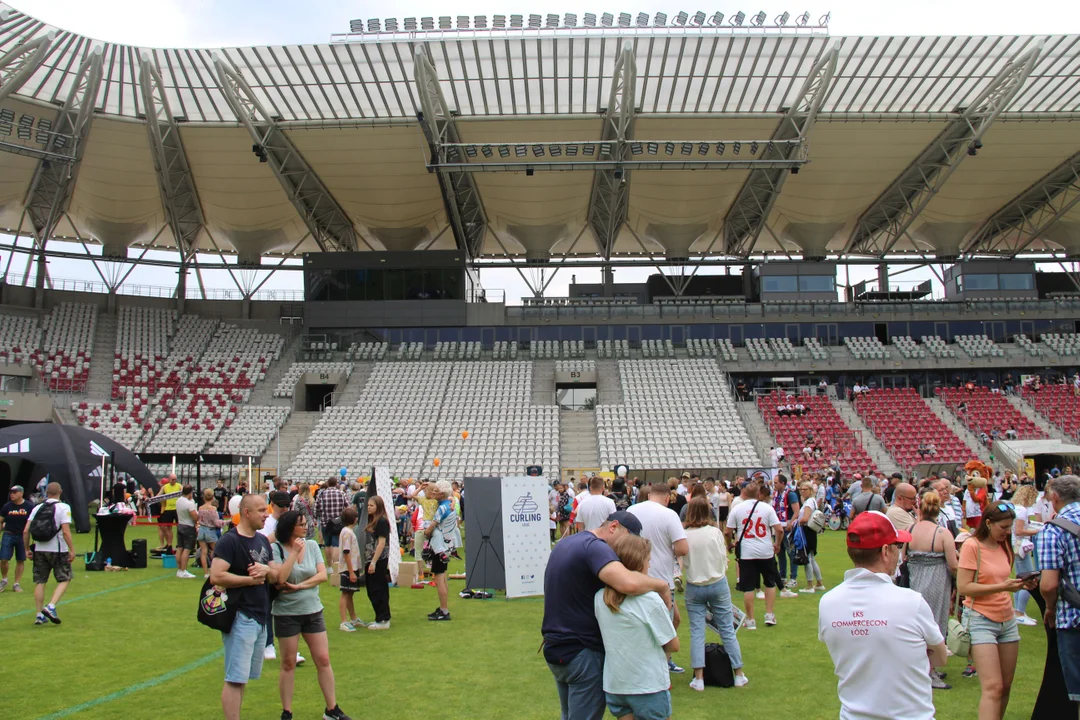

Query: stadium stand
[597,360,756,469]
[892,336,926,359]
[746,338,776,361]
[529,340,583,359]
[757,391,876,474]
[939,386,1045,443]
[641,339,674,358]
[433,341,481,360]
[804,337,829,361]
[955,334,1005,358]
[210,405,291,456]
[1013,334,1043,356]
[34,302,96,391]
[492,340,519,360]
[274,361,353,399]
[854,388,969,466]
[1021,383,1080,440]
[0,313,39,366]
[843,336,889,360]
[1041,333,1080,356]
[394,342,424,361]
[345,341,388,361]
[921,335,958,359]
[596,339,629,359]
[555,360,595,374]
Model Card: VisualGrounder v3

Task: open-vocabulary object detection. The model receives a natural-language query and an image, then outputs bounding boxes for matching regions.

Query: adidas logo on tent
[90,441,108,457]
[0,438,29,453]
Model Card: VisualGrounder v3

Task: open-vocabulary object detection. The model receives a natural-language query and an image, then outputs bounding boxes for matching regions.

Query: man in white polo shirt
[574,476,617,532]
[629,482,689,673]
[819,511,946,720]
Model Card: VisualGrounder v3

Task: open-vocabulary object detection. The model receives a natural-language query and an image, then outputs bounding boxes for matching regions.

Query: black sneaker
[281,711,293,720]
[323,705,352,720]
[427,609,451,621]
[42,604,61,624]
[962,665,978,678]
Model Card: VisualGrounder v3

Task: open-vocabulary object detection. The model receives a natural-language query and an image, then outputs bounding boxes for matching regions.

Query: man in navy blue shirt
[0,485,33,593]
[542,511,672,720]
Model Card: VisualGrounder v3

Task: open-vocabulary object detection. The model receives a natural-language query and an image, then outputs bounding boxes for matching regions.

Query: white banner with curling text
[501,475,551,599]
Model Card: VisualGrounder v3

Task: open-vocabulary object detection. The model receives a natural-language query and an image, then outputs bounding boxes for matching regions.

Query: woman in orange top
[957,502,1039,720]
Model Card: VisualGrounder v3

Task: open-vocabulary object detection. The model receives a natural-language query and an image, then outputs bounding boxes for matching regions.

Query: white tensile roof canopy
[0,4,1078,266]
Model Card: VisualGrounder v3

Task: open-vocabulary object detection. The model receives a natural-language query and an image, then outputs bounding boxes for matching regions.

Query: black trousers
[365,557,391,622]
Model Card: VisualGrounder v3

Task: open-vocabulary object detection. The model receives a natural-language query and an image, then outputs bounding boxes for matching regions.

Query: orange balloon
[231,513,240,525]
[461,431,469,440]
[433,457,441,467]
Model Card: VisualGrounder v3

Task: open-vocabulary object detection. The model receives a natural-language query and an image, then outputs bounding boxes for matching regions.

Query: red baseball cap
[846,511,912,549]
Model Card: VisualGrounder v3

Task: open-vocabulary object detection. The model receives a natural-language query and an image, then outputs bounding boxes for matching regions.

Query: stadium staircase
[259,410,322,474]
[1007,394,1069,441]
[532,359,555,405]
[560,409,600,469]
[830,400,901,476]
[595,359,624,404]
[81,311,117,400]
[926,398,993,463]
[245,332,305,406]
[736,401,773,466]
[335,362,374,405]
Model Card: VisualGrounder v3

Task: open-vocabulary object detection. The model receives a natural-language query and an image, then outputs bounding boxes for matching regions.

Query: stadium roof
[0,3,1078,267]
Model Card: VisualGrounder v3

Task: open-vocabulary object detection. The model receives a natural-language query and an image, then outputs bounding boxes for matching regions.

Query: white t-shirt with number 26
[726,500,781,560]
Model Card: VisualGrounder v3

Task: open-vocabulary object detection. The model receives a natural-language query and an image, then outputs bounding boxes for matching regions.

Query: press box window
[762,276,798,293]
[999,274,1033,290]
[962,274,999,291]
[798,275,835,292]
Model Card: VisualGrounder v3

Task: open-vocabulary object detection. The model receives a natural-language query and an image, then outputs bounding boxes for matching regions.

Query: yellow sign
[1022,457,1035,480]
[793,464,804,481]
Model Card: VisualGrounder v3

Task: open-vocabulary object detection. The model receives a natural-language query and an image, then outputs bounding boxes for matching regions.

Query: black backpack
[702,643,735,687]
[29,501,60,543]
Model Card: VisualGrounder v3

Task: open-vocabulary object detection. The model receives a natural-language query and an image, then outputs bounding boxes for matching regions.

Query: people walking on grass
[314,477,348,563]
[198,489,224,579]
[594,533,679,720]
[958,502,1038,719]
[819,511,946,719]
[175,485,199,579]
[542,510,669,720]
[0,484,33,593]
[576,476,617,532]
[796,482,827,593]
[364,496,392,630]
[291,482,317,540]
[424,480,459,621]
[682,497,747,691]
[261,491,303,664]
[336,506,365,631]
[726,482,784,630]
[23,482,72,625]
[907,492,959,690]
[269,510,351,720]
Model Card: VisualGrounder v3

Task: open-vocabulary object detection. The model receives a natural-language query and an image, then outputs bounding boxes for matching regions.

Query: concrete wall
[0,391,55,422]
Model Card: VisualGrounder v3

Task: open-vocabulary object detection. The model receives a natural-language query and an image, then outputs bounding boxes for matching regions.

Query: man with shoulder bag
[22,482,73,626]
[1037,474,1080,712]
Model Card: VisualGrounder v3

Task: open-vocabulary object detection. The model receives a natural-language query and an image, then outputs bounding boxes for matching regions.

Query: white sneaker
[784,579,797,589]
[764,613,777,626]
[367,621,391,630]
[349,618,369,628]
[779,589,798,599]
[734,674,749,687]
[1015,615,1038,626]
[755,591,765,600]
[296,654,306,665]
[339,622,357,632]
[263,645,277,661]
[179,571,197,579]
[744,619,757,630]
[689,678,705,692]
[176,570,184,578]
[799,587,816,594]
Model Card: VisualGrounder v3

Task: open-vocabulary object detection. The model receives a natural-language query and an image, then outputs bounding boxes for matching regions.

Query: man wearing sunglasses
[819,511,946,720]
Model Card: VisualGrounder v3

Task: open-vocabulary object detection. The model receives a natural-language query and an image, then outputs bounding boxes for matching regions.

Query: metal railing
[1,274,305,302]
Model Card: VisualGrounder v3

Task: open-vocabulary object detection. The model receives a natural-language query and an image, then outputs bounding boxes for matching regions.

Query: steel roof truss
[588,40,635,259]
[0,28,53,105]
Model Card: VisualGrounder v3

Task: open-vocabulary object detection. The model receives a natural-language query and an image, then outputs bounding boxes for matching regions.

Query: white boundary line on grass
[36,649,224,719]
[0,573,172,622]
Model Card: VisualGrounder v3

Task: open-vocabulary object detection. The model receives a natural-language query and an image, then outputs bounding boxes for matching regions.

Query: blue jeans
[685,578,744,671]
[1059,628,1080,702]
[547,648,605,720]
[776,533,788,579]
[1014,553,1036,614]
[783,531,799,581]
[221,612,267,684]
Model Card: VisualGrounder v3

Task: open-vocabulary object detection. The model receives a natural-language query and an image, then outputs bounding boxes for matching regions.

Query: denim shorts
[221,612,267,684]
[965,609,1020,645]
[1058,628,1080,701]
[197,527,220,544]
[0,532,26,562]
[606,690,671,720]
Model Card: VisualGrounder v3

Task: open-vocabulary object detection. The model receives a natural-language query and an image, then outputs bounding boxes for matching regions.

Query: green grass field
[2,526,1045,720]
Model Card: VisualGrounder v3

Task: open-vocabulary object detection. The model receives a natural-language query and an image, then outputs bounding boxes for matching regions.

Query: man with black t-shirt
[213,479,230,514]
[0,485,33,593]
[210,494,281,720]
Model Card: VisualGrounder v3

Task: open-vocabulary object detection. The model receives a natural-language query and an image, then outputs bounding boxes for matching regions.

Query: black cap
[269,491,291,509]
[605,511,642,536]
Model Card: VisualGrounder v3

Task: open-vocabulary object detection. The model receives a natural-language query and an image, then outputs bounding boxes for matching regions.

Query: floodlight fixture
[473,16,487,29]
[664,142,675,155]
[602,13,614,27]
[565,13,577,26]
[819,12,831,26]
[493,14,506,27]
[439,16,452,29]
[35,117,51,145]
[968,139,983,156]
[750,11,766,26]
[613,167,624,180]
[16,115,31,140]
[481,145,493,158]
[350,19,364,33]
[456,15,469,29]
[498,145,510,157]
[715,142,725,155]
[510,14,523,28]
[630,142,643,155]
[515,144,527,157]
[733,141,741,155]
[775,12,790,26]
[709,12,724,26]
[547,14,560,27]
[636,13,649,27]
[583,143,596,155]
[566,144,579,156]
[386,18,400,32]
[654,12,667,26]
[796,11,810,26]
[675,11,688,26]
[421,17,435,29]
[618,13,632,27]
[367,18,381,32]
[584,13,597,26]
[698,143,709,156]
[750,141,759,154]
[692,11,706,25]
[730,11,746,26]
[647,142,658,155]
[599,142,612,157]
[550,144,562,156]
[529,14,542,28]
[531,145,543,158]
[404,17,417,30]
[681,143,692,155]
[465,145,477,157]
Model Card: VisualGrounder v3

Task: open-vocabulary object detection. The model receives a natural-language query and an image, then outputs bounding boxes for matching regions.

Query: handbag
[791,526,810,566]
[734,501,760,561]
[947,542,980,657]
[808,509,827,534]
[702,643,735,688]
[197,577,237,632]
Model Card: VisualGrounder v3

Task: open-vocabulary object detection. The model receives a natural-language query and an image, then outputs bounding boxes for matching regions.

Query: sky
[5,0,1079,303]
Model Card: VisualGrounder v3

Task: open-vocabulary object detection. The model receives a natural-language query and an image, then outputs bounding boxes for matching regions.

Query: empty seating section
[33,302,96,391]
[210,405,291,456]
[687,338,735,360]
[432,341,480,360]
[394,342,424,361]
[746,338,794,361]
[345,342,388,361]
[1022,384,1080,439]
[956,334,1004,358]
[287,363,453,481]
[1040,333,1079,356]
[530,340,584,358]
[892,336,926,359]
[426,362,559,480]
[921,336,957,359]
[641,339,674,358]
[555,360,595,373]
[0,313,39,365]
[939,387,1045,442]
[492,341,519,360]
[803,337,829,361]
[854,389,968,467]
[274,362,353,398]
[111,307,177,398]
[843,336,889,360]
[596,340,629,358]
[1013,334,1042,356]
[758,392,876,474]
[597,360,756,469]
